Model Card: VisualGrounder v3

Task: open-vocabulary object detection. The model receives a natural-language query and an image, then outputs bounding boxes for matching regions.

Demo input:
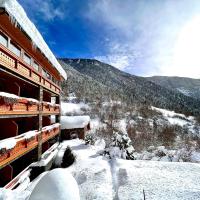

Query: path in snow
[64,139,200,200]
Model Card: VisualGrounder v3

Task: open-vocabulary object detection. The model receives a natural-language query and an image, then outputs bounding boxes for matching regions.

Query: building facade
[0,0,67,186]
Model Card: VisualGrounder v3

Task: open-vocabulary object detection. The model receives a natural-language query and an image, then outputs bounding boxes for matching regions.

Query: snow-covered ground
[152,106,195,127]
[59,139,200,200]
[1,139,200,200]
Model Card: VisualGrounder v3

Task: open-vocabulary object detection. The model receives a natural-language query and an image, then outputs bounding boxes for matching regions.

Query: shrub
[61,147,76,168]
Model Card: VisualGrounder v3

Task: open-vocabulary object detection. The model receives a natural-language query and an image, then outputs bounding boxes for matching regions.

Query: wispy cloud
[87,0,200,78]
[20,0,68,22]
[95,41,141,71]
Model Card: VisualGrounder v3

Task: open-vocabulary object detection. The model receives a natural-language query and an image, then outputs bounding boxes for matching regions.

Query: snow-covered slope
[62,140,200,200]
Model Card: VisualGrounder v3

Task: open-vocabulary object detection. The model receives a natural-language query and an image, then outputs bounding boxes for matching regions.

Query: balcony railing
[0,44,61,95]
[0,92,60,115]
[0,123,60,168]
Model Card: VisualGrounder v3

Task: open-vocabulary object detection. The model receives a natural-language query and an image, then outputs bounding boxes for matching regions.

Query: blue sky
[19,0,200,78]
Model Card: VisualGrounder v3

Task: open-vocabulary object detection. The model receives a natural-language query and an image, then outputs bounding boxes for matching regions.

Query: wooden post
[37,85,43,160]
[56,95,61,142]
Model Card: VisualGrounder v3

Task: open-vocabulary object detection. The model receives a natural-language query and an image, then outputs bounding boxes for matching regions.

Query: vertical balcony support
[37,85,43,160]
[55,95,61,142]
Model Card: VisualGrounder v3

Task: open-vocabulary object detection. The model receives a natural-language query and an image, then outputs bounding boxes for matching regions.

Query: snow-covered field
[1,139,200,200]
[64,139,200,200]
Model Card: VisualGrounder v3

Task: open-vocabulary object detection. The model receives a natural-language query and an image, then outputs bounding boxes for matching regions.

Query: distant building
[61,116,91,140]
[0,0,67,186]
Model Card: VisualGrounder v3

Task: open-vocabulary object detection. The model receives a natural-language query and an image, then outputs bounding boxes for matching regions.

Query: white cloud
[38,1,65,21]
[21,0,68,21]
[87,0,200,78]
[95,42,141,71]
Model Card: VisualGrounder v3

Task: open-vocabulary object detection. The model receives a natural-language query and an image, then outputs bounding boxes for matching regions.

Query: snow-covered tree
[105,131,135,160]
[85,134,96,145]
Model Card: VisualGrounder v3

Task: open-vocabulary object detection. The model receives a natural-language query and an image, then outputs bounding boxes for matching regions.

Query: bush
[61,147,76,168]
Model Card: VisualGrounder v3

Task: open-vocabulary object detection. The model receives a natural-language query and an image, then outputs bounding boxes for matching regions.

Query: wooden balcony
[42,102,60,115]
[0,93,60,116]
[0,124,60,169]
[0,44,61,95]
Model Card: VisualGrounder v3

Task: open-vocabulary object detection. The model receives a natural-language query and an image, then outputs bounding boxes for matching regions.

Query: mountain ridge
[59,58,200,116]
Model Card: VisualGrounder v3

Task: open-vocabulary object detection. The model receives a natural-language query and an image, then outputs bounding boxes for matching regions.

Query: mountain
[59,59,124,102]
[59,58,200,116]
[147,76,200,100]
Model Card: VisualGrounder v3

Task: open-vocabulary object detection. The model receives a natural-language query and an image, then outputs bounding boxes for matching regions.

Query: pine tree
[107,131,135,160]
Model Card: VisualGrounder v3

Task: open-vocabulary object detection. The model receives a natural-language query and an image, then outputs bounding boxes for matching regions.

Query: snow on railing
[0,124,60,158]
[0,92,60,111]
[22,130,39,140]
[0,92,39,104]
[42,123,60,132]
[0,138,16,151]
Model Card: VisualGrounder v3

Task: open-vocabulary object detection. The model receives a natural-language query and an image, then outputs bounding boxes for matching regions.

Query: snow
[61,115,90,129]
[118,119,127,134]
[42,123,60,131]
[61,102,90,115]
[0,138,16,150]
[31,143,59,167]
[0,92,19,99]
[152,106,186,118]
[23,130,38,140]
[152,106,194,127]
[44,102,59,107]
[60,139,200,200]
[167,117,188,126]
[29,169,80,200]
[0,92,39,103]
[1,139,200,200]
[18,170,31,184]
[0,0,67,80]
[177,87,191,96]
[190,151,200,163]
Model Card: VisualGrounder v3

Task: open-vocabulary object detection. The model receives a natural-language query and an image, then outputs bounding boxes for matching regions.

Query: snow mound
[29,169,80,200]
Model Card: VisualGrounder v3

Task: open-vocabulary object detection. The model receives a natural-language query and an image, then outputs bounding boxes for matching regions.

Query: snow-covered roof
[0,0,67,80]
[61,116,90,129]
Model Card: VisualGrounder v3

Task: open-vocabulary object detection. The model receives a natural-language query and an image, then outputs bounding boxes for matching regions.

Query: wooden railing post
[37,85,43,160]
[55,95,61,142]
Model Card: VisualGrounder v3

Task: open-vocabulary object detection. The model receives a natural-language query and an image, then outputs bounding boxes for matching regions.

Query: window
[33,61,39,71]
[42,69,47,77]
[10,42,21,57]
[23,53,31,65]
[0,32,8,47]
[46,72,51,80]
